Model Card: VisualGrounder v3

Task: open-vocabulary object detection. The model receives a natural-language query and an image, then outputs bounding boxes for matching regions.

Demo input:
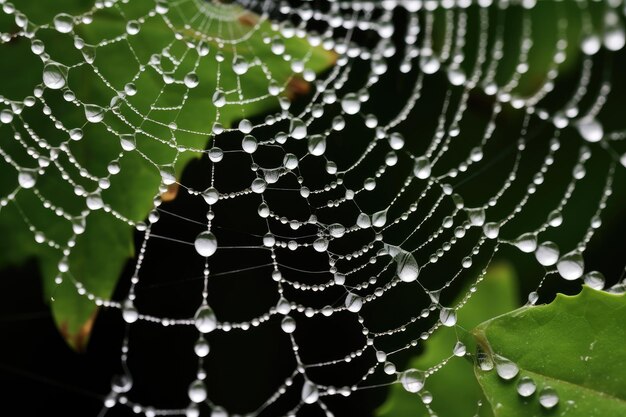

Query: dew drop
[289,118,307,139]
[494,356,519,380]
[232,56,249,75]
[556,251,584,280]
[120,134,136,151]
[281,315,296,333]
[535,241,560,266]
[483,222,500,239]
[308,134,326,156]
[194,303,217,333]
[341,93,361,115]
[539,386,559,409]
[439,308,457,327]
[111,374,133,393]
[395,251,419,283]
[84,104,105,123]
[413,156,432,179]
[453,341,466,357]
[514,233,537,253]
[194,337,210,357]
[576,118,603,143]
[122,299,139,323]
[212,90,226,107]
[467,208,486,226]
[194,231,217,257]
[301,380,319,404]
[43,63,67,90]
[53,13,74,33]
[345,292,363,312]
[18,169,37,189]
[188,379,207,403]
[184,73,199,88]
[584,271,605,290]
[516,376,536,397]
[400,369,425,393]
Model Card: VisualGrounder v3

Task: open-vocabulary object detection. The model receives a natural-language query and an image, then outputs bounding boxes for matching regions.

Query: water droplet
[160,164,176,185]
[184,73,199,88]
[372,208,388,227]
[53,13,74,33]
[514,233,537,253]
[43,63,67,90]
[194,303,217,333]
[242,135,258,153]
[356,213,371,229]
[84,104,105,123]
[194,337,210,357]
[476,346,494,371]
[548,210,563,227]
[111,374,133,393]
[439,308,457,327]
[539,386,559,409]
[341,93,361,115]
[212,90,226,107]
[388,132,405,150]
[400,369,425,393]
[194,231,217,257]
[345,292,363,312]
[289,118,307,139]
[516,376,536,397]
[483,222,500,239]
[453,341,466,357]
[384,361,397,374]
[535,241,560,266]
[232,56,249,75]
[18,169,37,189]
[467,208,486,226]
[557,251,584,280]
[188,379,207,403]
[301,380,319,404]
[86,192,104,210]
[122,299,139,323]
[494,356,519,380]
[576,118,603,142]
[395,251,419,283]
[413,156,432,179]
[308,134,326,156]
[120,134,136,151]
[281,315,296,333]
[126,20,140,35]
[276,296,291,315]
[584,271,605,290]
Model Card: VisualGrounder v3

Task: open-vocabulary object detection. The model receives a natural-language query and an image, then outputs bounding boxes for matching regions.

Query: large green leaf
[0,1,335,349]
[376,264,519,417]
[473,287,626,417]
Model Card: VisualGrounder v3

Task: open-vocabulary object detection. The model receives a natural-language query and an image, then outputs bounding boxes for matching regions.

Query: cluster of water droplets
[1,0,626,416]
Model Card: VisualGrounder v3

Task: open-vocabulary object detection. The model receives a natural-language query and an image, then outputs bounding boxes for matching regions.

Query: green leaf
[0,2,335,350]
[376,264,519,417]
[473,287,626,417]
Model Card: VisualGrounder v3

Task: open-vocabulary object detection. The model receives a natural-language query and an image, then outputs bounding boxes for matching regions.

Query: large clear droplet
[308,134,326,156]
[516,376,536,397]
[535,241,560,266]
[301,380,319,404]
[281,315,296,333]
[289,118,307,140]
[232,57,249,75]
[556,251,584,280]
[120,134,136,151]
[43,63,67,90]
[413,156,432,179]
[400,369,425,393]
[439,308,457,327]
[194,303,217,334]
[212,90,226,107]
[395,251,419,283]
[341,93,361,115]
[194,337,210,357]
[18,169,37,189]
[494,355,519,380]
[576,118,603,143]
[122,299,139,323]
[372,208,388,227]
[538,386,559,409]
[583,271,605,290]
[467,208,486,226]
[345,292,363,312]
[194,231,217,257]
[53,13,74,33]
[84,104,105,123]
[188,379,207,403]
[514,233,537,253]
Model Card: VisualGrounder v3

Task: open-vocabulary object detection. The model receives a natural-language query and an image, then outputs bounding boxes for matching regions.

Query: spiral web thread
[1,0,626,416]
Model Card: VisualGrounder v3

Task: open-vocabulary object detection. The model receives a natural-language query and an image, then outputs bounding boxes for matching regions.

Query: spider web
[1,0,626,416]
